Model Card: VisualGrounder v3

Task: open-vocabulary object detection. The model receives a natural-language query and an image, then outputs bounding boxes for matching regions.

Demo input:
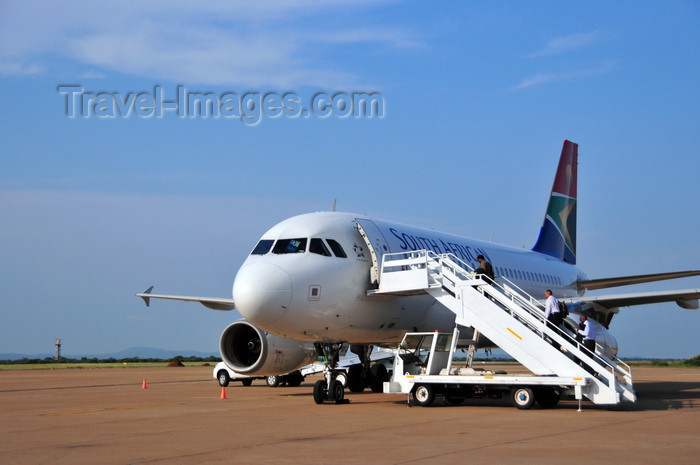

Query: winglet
[532,140,578,264]
[138,286,154,307]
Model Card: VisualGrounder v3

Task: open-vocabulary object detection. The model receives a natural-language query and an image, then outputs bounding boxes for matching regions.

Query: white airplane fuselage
[232,211,589,345]
[139,140,699,382]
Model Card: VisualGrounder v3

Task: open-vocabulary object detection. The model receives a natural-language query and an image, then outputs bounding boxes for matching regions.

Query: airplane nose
[233,262,292,325]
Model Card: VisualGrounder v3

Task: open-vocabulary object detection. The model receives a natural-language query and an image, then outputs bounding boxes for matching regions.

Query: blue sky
[1,1,698,358]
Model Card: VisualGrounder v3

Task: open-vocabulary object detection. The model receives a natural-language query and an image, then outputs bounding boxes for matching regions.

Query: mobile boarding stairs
[371,250,636,408]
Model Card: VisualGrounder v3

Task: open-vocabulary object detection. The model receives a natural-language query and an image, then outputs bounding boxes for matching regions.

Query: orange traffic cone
[220,386,227,399]
[142,379,148,389]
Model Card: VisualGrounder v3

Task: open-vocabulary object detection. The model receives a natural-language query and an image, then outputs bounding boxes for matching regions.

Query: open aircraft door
[355,218,392,285]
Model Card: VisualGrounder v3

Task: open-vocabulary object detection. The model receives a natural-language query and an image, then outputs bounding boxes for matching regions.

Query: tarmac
[0,365,698,464]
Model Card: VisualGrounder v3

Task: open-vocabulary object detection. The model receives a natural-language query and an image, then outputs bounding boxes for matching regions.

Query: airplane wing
[577,270,700,291]
[564,289,700,310]
[136,286,235,311]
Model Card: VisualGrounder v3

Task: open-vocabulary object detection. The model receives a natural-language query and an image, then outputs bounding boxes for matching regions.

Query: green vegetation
[627,355,700,368]
[0,355,219,370]
[650,355,700,368]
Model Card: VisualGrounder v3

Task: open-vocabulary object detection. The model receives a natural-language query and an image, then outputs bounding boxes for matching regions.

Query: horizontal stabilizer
[565,288,700,310]
[578,270,700,291]
[136,286,235,311]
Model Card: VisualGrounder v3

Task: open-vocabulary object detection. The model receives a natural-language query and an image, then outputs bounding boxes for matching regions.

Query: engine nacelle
[593,322,618,358]
[219,320,317,376]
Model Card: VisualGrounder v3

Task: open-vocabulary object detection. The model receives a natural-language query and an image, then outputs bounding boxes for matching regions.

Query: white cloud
[0,61,43,76]
[79,70,106,79]
[314,28,428,51]
[510,60,617,91]
[527,30,603,58]
[0,0,419,88]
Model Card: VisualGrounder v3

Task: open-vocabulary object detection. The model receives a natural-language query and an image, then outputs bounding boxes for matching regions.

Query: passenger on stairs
[475,255,495,283]
[543,289,565,348]
[576,314,597,355]
[544,290,563,328]
[575,314,598,375]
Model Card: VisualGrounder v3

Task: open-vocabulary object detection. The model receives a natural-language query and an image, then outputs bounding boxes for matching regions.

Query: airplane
[138,140,700,403]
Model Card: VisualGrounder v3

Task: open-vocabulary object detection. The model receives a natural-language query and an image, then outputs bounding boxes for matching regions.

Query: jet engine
[219,320,317,376]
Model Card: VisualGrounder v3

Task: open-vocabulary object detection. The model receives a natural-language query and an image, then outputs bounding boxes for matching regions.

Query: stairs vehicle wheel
[511,386,535,409]
[413,384,435,407]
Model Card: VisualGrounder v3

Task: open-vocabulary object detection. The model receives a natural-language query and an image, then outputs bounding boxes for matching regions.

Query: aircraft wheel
[266,375,280,387]
[241,379,253,387]
[347,364,365,392]
[511,387,535,409]
[535,388,560,409]
[370,363,388,393]
[286,370,304,387]
[413,384,435,407]
[313,379,327,404]
[329,379,345,403]
[217,370,230,387]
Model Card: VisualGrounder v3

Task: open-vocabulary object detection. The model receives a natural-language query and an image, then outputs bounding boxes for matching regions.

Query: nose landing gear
[313,377,348,404]
[313,342,350,404]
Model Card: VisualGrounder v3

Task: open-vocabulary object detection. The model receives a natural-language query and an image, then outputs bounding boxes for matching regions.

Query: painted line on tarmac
[46,403,180,416]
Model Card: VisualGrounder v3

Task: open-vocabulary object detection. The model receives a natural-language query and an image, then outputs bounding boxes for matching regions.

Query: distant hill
[0,348,218,361]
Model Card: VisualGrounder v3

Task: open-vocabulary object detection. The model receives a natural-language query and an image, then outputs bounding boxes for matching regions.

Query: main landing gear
[347,344,388,393]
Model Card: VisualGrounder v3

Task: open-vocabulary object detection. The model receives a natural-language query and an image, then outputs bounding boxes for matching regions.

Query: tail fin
[532,140,578,264]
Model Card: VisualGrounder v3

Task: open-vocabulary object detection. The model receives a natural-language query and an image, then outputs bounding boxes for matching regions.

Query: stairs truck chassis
[384,329,589,409]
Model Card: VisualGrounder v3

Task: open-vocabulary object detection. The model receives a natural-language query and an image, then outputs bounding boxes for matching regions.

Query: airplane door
[355,218,391,285]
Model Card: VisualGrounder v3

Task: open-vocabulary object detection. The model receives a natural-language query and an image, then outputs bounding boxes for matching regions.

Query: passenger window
[272,238,307,254]
[251,239,274,255]
[326,239,347,258]
[309,238,332,256]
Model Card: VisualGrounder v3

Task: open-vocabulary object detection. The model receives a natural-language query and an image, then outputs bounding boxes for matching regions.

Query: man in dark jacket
[475,254,495,283]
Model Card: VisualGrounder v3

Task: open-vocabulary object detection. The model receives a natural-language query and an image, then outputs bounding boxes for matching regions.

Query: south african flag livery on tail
[532,140,578,264]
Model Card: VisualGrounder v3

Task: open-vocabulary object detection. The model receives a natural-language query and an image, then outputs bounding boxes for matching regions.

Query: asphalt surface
[1,365,698,464]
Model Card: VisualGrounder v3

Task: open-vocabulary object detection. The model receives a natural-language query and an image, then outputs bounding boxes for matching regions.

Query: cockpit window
[326,239,347,258]
[309,238,332,256]
[272,238,307,254]
[251,239,274,255]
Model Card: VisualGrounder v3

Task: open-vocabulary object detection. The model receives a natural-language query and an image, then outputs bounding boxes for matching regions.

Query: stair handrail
[494,271,633,387]
[379,250,633,391]
[433,253,632,388]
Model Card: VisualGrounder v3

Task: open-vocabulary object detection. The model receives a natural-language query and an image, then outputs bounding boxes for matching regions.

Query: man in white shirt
[577,314,597,354]
[543,290,562,328]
